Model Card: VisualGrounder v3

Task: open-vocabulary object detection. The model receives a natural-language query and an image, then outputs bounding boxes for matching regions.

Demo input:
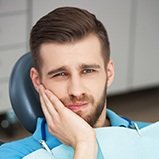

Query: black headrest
[0,141,3,146]
[9,52,44,133]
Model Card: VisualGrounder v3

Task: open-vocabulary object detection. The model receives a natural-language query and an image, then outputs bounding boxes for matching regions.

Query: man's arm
[38,85,98,159]
[74,141,98,159]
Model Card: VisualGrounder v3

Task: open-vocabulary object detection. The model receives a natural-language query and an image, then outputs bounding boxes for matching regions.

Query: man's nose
[68,75,86,98]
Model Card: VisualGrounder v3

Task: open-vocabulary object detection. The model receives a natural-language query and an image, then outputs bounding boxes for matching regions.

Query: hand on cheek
[38,84,97,149]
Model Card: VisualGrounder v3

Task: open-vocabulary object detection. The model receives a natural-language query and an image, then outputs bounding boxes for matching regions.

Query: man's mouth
[67,102,88,111]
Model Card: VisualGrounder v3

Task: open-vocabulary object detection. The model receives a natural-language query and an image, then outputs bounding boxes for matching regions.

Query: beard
[78,86,107,127]
[61,83,107,127]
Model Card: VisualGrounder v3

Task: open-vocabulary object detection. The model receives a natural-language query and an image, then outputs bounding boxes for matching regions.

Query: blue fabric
[0,109,150,159]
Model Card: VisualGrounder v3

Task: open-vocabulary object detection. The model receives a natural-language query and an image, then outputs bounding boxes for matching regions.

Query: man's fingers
[39,95,52,120]
[45,89,66,113]
[39,85,58,120]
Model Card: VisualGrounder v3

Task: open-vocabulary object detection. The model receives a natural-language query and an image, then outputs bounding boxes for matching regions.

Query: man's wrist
[74,136,98,159]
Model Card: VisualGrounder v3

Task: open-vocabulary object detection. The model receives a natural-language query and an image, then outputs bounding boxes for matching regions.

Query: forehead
[39,34,105,70]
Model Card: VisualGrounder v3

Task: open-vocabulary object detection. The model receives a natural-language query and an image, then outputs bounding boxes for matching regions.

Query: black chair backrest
[9,52,44,133]
[0,141,3,146]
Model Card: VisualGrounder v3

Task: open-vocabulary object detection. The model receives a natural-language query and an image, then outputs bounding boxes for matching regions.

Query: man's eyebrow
[80,64,101,69]
[47,64,101,76]
[47,66,67,76]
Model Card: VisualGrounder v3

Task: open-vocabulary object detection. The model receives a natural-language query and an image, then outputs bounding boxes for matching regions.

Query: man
[0,7,149,159]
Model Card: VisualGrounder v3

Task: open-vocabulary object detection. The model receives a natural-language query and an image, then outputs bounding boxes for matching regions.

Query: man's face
[36,34,113,127]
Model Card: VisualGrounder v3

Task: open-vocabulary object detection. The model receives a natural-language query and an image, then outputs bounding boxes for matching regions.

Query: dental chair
[0,141,3,146]
[9,52,44,133]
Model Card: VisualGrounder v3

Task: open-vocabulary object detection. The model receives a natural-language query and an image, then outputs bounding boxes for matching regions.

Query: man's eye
[52,72,67,78]
[82,69,95,74]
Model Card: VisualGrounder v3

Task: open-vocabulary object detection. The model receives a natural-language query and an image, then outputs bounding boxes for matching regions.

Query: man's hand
[38,85,98,159]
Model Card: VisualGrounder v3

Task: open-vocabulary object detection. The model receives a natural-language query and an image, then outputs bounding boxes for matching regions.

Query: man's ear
[106,60,115,87]
[30,67,41,92]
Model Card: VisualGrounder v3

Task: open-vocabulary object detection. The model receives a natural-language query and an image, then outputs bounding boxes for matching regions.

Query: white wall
[132,0,159,89]
[0,0,28,113]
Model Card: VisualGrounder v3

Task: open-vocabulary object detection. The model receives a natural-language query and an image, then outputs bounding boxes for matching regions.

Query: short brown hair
[30,7,110,72]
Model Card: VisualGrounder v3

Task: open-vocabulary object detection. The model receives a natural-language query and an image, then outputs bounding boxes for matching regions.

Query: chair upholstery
[0,141,3,146]
[9,52,44,133]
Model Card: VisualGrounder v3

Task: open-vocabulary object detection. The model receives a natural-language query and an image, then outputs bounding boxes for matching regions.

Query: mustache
[60,94,94,106]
